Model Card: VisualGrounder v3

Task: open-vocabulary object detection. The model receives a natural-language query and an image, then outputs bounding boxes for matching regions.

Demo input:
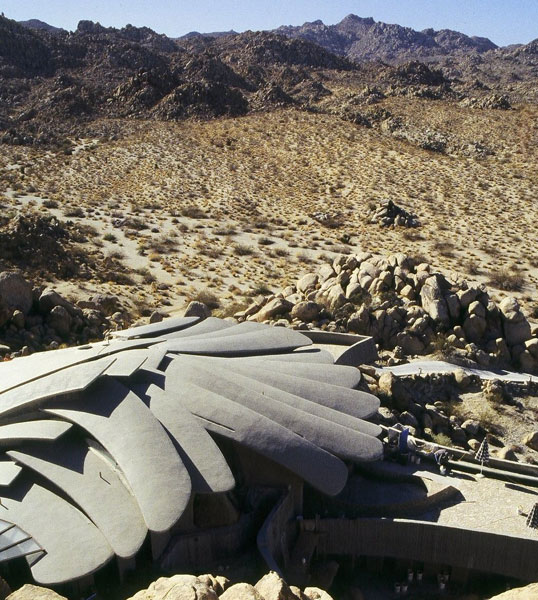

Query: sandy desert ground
[1,98,537,319]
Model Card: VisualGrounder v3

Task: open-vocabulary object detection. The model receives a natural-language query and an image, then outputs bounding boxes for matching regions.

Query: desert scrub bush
[136,268,155,284]
[431,432,452,447]
[465,260,480,276]
[214,226,237,236]
[258,236,274,246]
[429,333,455,360]
[64,206,84,218]
[43,199,59,209]
[487,268,525,292]
[181,206,207,219]
[213,300,249,319]
[103,232,117,242]
[249,284,272,296]
[233,243,254,256]
[190,289,220,309]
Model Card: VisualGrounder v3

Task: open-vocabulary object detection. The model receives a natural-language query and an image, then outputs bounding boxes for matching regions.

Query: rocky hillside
[1,12,536,146]
[274,14,538,101]
[275,14,498,63]
[238,251,538,375]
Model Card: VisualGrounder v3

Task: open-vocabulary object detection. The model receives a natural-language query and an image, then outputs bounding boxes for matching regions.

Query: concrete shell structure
[0,317,382,585]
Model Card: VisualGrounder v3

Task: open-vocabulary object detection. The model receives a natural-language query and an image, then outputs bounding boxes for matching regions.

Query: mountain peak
[340,14,375,26]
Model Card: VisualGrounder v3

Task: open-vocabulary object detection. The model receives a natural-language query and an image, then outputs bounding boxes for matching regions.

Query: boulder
[451,426,467,446]
[461,420,480,436]
[255,571,297,600]
[504,320,532,348]
[463,314,487,343]
[297,273,318,294]
[0,272,33,315]
[291,301,321,323]
[326,284,347,311]
[486,582,538,599]
[445,293,461,320]
[255,298,293,322]
[290,586,307,600]
[495,447,518,462]
[468,439,481,451]
[129,575,218,600]
[519,351,537,373]
[498,298,531,346]
[526,338,538,359]
[454,369,471,388]
[184,301,211,319]
[220,583,264,600]
[149,311,165,324]
[303,588,334,600]
[378,372,411,411]
[7,586,64,599]
[419,275,449,326]
[46,305,72,338]
[399,411,419,429]
[522,431,538,452]
[318,264,336,284]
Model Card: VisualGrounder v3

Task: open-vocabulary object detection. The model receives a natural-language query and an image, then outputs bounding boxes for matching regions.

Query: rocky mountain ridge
[1,13,536,146]
[275,13,499,63]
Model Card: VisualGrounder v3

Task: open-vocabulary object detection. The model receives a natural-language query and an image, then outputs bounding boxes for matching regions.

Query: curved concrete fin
[95,338,160,357]
[223,358,361,388]
[0,345,106,394]
[163,376,348,496]
[171,355,380,428]
[259,348,335,363]
[0,460,22,486]
[154,317,235,340]
[0,480,113,585]
[101,350,148,378]
[167,321,267,340]
[8,438,147,559]
[160,327,312,357]
[44,379,191,533]
[0,420,72,445]
[166,358,382,464]
[111,316,200,339]
[0,356,114,412]
[131,383,235,494]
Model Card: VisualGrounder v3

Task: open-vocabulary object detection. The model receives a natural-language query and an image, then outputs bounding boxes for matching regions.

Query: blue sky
[3,1,537,46]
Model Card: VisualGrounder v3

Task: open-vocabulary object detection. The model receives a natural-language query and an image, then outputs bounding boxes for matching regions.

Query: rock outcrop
[127,572,333,600]
[0,271,127,358]
[237,252,538,374]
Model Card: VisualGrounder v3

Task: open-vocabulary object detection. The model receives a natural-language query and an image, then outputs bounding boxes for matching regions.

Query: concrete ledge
[298,331,378,366]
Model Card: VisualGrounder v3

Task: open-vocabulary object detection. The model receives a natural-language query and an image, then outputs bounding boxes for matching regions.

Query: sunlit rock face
[0,317,382,585]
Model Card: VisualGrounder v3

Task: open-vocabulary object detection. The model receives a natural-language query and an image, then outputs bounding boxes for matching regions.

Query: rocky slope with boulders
[7,572,538,600]
[6,572,336,600]
[0,270,128,358]
[236,252,538,374]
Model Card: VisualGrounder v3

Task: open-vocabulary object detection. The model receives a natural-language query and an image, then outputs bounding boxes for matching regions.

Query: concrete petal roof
[0,317,382,585]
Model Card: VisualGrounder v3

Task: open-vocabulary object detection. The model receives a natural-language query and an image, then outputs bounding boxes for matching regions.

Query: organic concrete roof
[0,317,382,585]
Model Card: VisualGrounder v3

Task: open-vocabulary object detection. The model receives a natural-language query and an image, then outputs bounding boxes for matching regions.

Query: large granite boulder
[0,272,33,315]
[7,585,66,600]
[129,575,218,600]
[220,583,264,600]
[255,572,297,600]
[419,275,449,326]
[487,582,538,599]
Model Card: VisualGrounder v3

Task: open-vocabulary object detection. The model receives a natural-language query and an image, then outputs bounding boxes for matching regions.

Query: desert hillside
[1,99,537,318]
